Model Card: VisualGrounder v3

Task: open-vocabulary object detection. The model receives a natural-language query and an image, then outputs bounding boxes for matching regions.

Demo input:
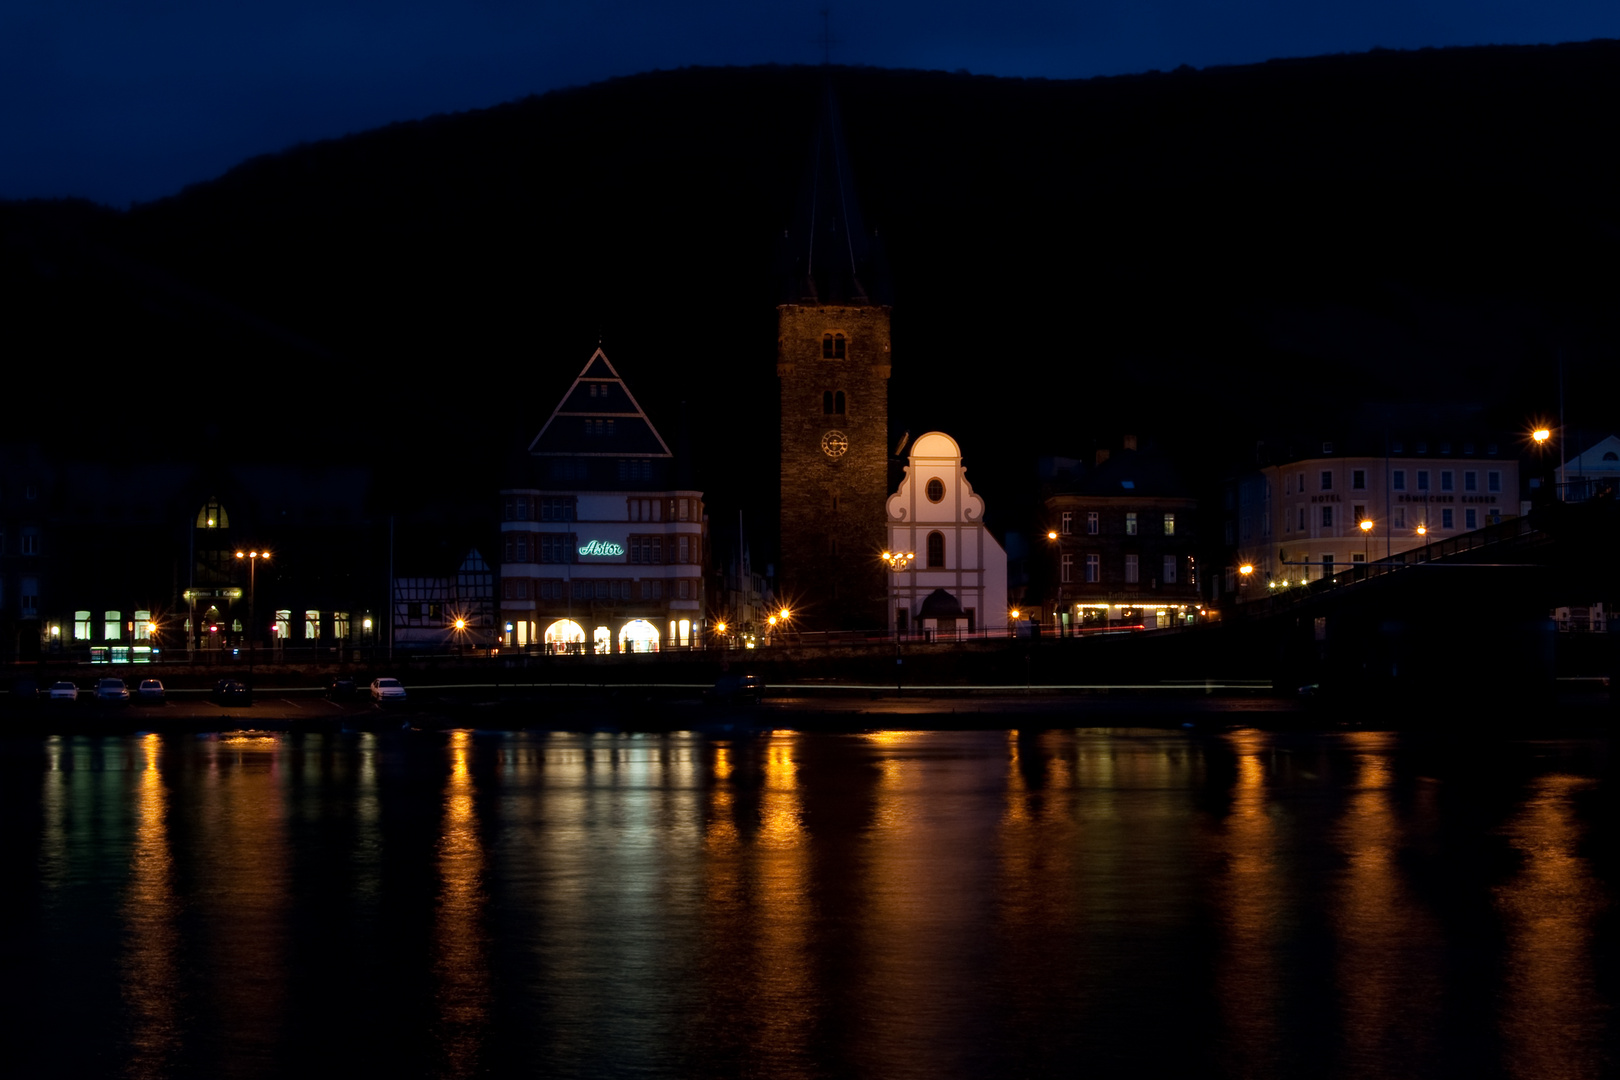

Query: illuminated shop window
[105,610,122,641]
[74,611,91,640]
[620,620,659,653]
[543,619,585,654]
[594,626,612,655]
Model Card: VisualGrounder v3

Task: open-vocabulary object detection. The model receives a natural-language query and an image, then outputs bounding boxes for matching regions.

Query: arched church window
[823,391,846,415]
[822,332,846,359]
[196,498,229,529]
[926,531,945,568]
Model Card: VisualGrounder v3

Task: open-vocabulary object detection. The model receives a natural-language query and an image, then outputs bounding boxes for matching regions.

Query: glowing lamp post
[234,549,269,676]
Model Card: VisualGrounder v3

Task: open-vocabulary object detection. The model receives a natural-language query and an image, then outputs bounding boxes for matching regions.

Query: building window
[927,531,945,568]
[1125,512,1138,536]
[1320,471,1333,491]
[1465,471,1478,492]
[1163,555,1177,584]
[20,528,39,556]
[1465,508,1478,530]
[1488,471,1502,493]
[1441,470,1454,492]
[1086,511,1099,535]
[822,332,846,359]
[1395,507,1406,529]
[678,536,691,563]
[823,390,846,415]
[926,479,945,503]
[105,610,122,641]
[1352,469,1366,490]
[196,498,229,529]
[540,497,575,521]
[1298,507,1306,531]
[305,610,321,640]
[1061,553,1073,583]
[20,579,39,618]
[540,534,576,563]
[1163,513,1176,536]
[74,611,91,640]
[1393,470,1406,491]
[1125,554,1139,584]
[1417,470,1430,491]
[1442,509,1454,530]
[1489,506,1500,524]
[1322,554,1334,578]
[1085,554,1099,583]
[1322,506,1333,528]
[1060,511,1072,535]
[1353,504,1366,524]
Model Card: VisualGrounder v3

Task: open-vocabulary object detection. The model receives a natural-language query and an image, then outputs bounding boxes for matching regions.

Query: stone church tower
[777,80,891,632]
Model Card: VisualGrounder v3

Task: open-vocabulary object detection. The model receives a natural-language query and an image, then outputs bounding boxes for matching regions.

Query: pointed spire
[780,75,890,306]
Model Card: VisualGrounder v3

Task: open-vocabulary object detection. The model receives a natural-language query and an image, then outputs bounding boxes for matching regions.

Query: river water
[2,726,1614,1078]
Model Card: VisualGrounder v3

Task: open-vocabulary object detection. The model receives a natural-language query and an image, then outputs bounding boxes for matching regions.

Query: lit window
[1126,512,1137,536]
[305,610,320,640]
[927,531,945,568]
[104,610,122,641]
[134,611,151,641]
[1163,513,1175,536]
[195,498,229,529]
[74,611,91,640]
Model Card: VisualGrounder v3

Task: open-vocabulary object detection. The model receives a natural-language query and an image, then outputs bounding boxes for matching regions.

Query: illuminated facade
[885,432,1008,636]
[498,348,706,652]
[1043,444,1201,632]
[1228,440,1522,598]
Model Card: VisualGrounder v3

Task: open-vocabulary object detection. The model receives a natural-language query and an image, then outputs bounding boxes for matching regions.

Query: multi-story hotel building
[498,349,706,653]
[1229,438,1522,598]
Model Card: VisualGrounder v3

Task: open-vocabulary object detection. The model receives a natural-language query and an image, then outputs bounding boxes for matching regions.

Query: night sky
[4,1,1617,207]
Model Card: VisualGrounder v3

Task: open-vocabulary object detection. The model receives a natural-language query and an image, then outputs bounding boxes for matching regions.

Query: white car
[370,677,407,703]
[48,681,79,702]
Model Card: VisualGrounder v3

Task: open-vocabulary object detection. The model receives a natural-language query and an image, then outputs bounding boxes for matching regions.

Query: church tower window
[926,531,945,568]
[822,332,847,359]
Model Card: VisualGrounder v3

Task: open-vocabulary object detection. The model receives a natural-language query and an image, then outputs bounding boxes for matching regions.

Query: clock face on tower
[821,430,849,458]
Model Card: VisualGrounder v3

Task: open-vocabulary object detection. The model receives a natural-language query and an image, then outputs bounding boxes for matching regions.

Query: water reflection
[197,733,290,1072]
[1496,771,1607,1080]
[1333,731,1441,1076]
[120,734,181,1079]
[433,730,491,1077]
[1218,729,1282,1076]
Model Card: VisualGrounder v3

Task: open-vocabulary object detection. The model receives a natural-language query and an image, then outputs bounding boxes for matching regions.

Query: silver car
[48,681,79,702]
[370,677,407,703]
[96,677,131,704]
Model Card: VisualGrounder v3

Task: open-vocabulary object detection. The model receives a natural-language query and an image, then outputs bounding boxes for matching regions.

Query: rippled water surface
[2,727,1615,1078]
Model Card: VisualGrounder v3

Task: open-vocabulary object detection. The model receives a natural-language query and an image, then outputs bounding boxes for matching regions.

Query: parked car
[136,679,166,704]
[96,677,131,704]
[370,677,407,703]
[48,681,79,702]
[327,676,357,700]
[212,679,253,705]
[12,677,40,701]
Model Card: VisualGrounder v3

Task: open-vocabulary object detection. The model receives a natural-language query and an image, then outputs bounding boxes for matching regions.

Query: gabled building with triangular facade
[498,348,706,653]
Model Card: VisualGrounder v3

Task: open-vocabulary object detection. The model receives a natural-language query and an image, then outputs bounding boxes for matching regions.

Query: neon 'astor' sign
[577,540,625,557]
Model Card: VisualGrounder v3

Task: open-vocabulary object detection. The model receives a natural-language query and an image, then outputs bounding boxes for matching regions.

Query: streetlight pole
[235,549,268,679]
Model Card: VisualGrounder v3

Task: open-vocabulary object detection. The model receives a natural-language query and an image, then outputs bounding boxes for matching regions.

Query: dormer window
[822,332,846,359]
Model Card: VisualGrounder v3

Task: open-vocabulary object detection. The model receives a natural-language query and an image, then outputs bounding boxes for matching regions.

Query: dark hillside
[5,46,1618,555]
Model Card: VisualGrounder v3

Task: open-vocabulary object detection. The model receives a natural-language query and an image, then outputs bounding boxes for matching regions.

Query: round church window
[926,478,945,502]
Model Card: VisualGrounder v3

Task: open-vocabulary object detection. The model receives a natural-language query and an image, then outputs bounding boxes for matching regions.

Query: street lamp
[234,549,269,676]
